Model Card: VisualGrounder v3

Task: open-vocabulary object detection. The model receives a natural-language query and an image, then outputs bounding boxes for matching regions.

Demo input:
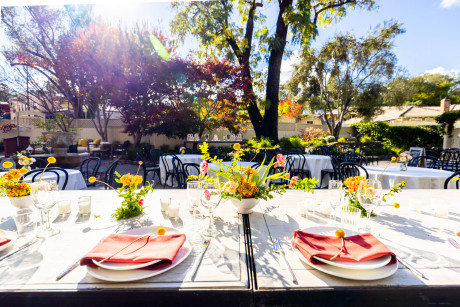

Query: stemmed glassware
[357,179,382,232]
[328,180,343,220]
[30,180,60,238]
[187,181,201,213]
[199,179,222,237]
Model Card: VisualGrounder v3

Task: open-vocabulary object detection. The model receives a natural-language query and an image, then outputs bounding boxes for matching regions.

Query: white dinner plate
[0,230,18,253]
[293,246,398,280]
[293,226,396,274]
[91,226,183,271]
[86,227,192,282]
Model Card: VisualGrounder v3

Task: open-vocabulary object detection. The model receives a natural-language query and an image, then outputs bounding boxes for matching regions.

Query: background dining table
[160,154,203,186]
[286,154,333,187]
[364,165,456,189]
[0,169,87,190]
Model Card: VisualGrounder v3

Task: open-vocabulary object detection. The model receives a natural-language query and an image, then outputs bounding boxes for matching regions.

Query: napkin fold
[0,237,11,247]
[80,233,186,270]
[293,231,396,265]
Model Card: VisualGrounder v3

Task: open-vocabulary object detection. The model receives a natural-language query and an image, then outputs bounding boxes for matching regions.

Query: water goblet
[30,180,60,238]
[328,180,343,220]
[357,179,382,232]
[187,181,201,213]
[199,179,222,237]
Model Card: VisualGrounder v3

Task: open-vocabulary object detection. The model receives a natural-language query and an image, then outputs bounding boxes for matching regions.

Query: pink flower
[200,160,208,175]
[138,199,144,206]
[291,176,299,183]
[289,182,295,189]
[203,189,211,201]
[274,154,286,168]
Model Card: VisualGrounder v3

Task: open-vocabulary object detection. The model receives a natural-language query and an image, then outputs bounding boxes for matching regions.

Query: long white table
[1,169,87,190]
[286,154,333,187]
[365,165,455,189]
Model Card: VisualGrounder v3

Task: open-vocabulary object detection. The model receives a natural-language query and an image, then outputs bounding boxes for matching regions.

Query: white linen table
[286,154,333,187]
[0,169,86,190]
[0,190,249,305]
[160,154,203,186]
[364,165,456,189]
[249,189,460,305]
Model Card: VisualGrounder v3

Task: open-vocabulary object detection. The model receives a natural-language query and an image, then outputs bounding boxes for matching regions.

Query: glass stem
[208,208,214,229]
[43,209,51,230]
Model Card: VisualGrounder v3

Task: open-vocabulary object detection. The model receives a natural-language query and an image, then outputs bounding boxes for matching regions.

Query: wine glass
[328,180,343,220]
[357,179,382,232]
[199,179,222,237]
[30,180,60,238]
[187,181,201,213]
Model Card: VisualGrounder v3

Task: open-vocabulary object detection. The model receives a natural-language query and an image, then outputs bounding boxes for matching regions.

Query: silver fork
[448,238,460,249]
[273,238,297,284]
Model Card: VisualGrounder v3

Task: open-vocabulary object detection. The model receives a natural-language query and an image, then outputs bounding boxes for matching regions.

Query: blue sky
[2,0,460,82]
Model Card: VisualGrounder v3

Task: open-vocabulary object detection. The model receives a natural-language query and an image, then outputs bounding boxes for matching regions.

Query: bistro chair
[160,154,187,188]
[23,167,69,190]
[102,159,121,189]
[149,149,162,167]
[444,171,460,189]
[80,157,101,187]
[408,156,439,169]
[286,154,311,179]
[320,156,340,188]
[137,153,160,186]
[337,162,369,181]
[183,163,201,178]
[32,158,48,169]
[439,149,460,172]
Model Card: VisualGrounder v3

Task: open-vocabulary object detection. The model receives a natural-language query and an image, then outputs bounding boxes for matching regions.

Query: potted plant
[0,161,32,209]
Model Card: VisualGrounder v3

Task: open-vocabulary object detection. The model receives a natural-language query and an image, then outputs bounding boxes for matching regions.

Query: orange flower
[2,169,23,181]
[6,182,31,197]
[344,176,366,193]
[237,182,259,198]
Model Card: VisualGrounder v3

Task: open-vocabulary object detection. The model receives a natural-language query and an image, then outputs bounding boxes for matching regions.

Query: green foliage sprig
[435,110,460,137]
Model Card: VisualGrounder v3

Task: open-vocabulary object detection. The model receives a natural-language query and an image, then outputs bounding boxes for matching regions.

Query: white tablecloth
[160,154,203,186]
[1,169,87,190]
[364,165,456,189]
[286,154,333,187]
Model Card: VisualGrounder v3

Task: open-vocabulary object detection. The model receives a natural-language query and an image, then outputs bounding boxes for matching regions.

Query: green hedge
[351,123,443,150]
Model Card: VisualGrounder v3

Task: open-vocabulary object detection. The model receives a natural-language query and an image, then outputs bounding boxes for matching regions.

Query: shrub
[338,138,346,143]
[301,127,327,141]
[324,136,336,143]
[360,136,372,143]
[245,136,277,149]
[348,137,357,142]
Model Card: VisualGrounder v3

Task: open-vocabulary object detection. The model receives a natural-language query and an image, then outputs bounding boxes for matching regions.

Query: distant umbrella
[149,34,170,61]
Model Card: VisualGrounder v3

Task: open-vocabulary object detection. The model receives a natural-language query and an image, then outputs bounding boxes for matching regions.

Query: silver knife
[191,239,211,281]
[396,254,427,280]
[0,239,38,262]
[56,259,80,281]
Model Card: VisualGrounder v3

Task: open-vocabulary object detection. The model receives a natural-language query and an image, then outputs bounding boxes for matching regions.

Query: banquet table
[286,154,333,187]
[0,169,87,190]
[248,189,460,306]
[0,190,250,305]
[160,154,203,186]
[364,165,456,189]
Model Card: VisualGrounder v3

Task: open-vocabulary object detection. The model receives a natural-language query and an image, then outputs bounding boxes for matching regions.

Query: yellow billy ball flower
[2,161,13,169]
[391,157,397,161]
[47,157,56,164]
[393,202,400,209]
[335,229,345,238]
[284,173,290,179]
[233,143,241,151]
[88,176,97,183]
[157,227,166,236]
[139,161,143,165]
[256,149,260,154]
[19,168,28,175]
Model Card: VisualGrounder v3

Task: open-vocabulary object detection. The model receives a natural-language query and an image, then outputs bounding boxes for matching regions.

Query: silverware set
[273,238,297,284]
[191,238,211,281]
[448,237,460,250]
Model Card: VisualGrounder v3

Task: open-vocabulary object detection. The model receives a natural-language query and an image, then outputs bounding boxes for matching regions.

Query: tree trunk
[133,133,142,147]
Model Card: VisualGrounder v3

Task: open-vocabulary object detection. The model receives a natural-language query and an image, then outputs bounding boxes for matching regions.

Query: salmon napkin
[80,233,186,270]
[293,231,396,265]
[0,237,11,247]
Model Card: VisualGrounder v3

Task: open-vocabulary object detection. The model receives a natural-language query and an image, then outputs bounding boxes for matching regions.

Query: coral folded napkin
[80,233,186,270]
[0,237,11,247]
[293,231,396,264]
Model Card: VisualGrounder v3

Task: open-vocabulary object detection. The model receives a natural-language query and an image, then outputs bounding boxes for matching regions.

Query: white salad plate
[0,230,18,253]
[87,226,192,282]
[292,226,398,280]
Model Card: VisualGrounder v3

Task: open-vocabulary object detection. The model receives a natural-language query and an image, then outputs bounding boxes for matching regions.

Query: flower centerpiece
[89,162,153,220]
[0,161,31,209]
[189,142,318,213]
[343,175,405,216]
[179,146,186,155]
[16,152,36,170]
[396,151,412,171]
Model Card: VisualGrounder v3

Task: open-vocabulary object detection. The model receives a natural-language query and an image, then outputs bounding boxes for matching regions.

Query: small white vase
[9,195,33,209]
[230,198,261,214]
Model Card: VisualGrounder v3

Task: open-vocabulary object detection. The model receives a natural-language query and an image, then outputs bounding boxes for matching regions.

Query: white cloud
[280,50,301,85]
[440,0,460,8]
[424,66,460,76]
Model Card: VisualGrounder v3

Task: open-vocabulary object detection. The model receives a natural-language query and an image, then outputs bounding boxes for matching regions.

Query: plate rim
[0,230,18,253]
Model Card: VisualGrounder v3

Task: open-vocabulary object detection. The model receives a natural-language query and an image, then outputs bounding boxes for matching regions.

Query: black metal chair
[286,154,311,179]
[137,153,160,185]
[32,158,48,169]
[439,150,460,172]
[320,156,340,188]
[444,171,460,189]
[160,154,187,188]
[183,163,201,178]
[337,162,369,181]
[23,167,69,190]
[112,141,130,158]
[149,149,162,167]
[102,159,121,189]
[408,156,439,169]
[80,157,101,187]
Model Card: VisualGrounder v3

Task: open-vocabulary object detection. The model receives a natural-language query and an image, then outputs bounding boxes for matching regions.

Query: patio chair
[444,171,460,189]
[80,157,101,187]
[102,159,121,189]
[32,158,48,169]
[408,156,439,169]
[439,149,460,172]
[337,162,369,181]
[137,152,160,185]
[320,156,340,188]
[286,154,311,179]
[160,154,187,188]
[23,167,69,190]
[183,163,200,177]
[112,141,130,158]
